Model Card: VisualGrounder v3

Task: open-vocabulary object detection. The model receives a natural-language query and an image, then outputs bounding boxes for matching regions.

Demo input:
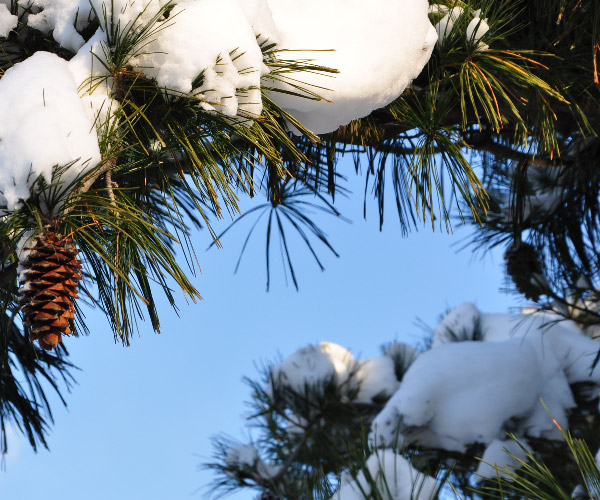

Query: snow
[371,304,600,454]
[488,163,566,224]
[266,0,437,134]
[467,11,490,51]
[133,0,268,118]
[89,0,172,37]
[26,0,94,53]
[372,339,554,451]
[67,28,118,129]
[476,438,529,480]
[355,356,400,404]
[0,3,17,38]
[431,4,490,51]
[432,6,464,43]
[335,449,437,500]
[15,0,436,132]
[225,444,282,480]
[271,342,405,404]
[1,0,438,215]
[0,52,101,213]
[16,230,35,283]
[225,444,259,469]
[237,0,279,46]
[433,302,481,345]
[270,341,358,397]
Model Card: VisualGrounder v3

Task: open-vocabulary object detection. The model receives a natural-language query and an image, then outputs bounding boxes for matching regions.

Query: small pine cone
[505,242,548,301]
[18,231,81,350]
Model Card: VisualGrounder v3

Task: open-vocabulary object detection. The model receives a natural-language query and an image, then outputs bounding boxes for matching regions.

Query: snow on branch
[0,0,436,214]
[230,302,600,498]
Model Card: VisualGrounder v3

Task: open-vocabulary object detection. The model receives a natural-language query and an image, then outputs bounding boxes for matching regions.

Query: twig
[106,168,116,205]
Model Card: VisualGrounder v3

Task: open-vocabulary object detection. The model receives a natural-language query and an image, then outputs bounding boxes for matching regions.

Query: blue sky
[1,157,517,500]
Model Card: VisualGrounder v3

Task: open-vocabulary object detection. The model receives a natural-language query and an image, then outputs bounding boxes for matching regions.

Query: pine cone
[505,242,548,301]
[18,231,81,350]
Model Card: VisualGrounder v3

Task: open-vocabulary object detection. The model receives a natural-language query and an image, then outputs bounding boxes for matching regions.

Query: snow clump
[9,0,436,132]
[371,304,600,456]
[0,3,17,38]
[267,0,437,133]
[0,52,101,214]
[270,341,359,397]
[354,356,400,403]
[335,449,437,500]
[430,4,490,51]
[225,444,259,470]
[475,438,530,480]
[132,0,267,118]
[487,161,568,225]
[26,0,95,53]
[270,341,405,405]
[225,444,281,480]
[432,301,481,345]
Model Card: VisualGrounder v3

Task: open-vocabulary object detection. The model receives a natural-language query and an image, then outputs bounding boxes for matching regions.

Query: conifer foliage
[208,306,600,500]
[0,0,598,490]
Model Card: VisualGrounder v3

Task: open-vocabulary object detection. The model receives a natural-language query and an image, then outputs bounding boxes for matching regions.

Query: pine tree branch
[466,131,558,166]
[79,156,118,196]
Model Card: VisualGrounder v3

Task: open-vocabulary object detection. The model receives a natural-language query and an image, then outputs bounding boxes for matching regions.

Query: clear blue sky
[1,157,518,500]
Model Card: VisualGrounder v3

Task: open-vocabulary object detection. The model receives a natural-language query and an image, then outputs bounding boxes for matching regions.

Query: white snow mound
[0,52,101,213]
[271,341,358,396]
[266,0,437,133]
[372,305,600,452]
[355,356,400,404]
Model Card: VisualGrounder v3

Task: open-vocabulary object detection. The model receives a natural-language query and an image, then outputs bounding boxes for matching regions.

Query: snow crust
[335,450,437,500]
[0,52,101,213]
[371,304,600,453]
